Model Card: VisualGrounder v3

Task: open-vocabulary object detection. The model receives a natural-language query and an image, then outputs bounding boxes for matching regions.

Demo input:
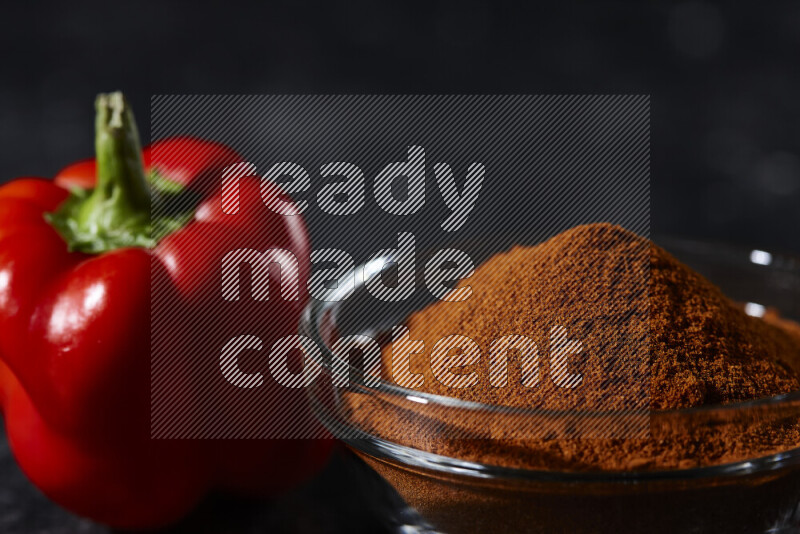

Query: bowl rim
[331,419,800,483]
[301,236,800,481]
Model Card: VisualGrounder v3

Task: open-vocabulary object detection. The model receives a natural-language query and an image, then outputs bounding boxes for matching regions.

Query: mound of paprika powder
[345,223,800,471]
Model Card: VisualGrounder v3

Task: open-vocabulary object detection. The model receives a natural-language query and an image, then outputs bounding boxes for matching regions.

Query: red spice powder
[344,223,800,470]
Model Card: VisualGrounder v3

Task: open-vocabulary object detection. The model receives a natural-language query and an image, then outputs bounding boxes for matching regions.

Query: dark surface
[0,436,414,534]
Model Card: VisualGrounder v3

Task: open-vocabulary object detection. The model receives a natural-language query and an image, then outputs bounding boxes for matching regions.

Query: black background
[2,1,799,252]
[0,1,799,532]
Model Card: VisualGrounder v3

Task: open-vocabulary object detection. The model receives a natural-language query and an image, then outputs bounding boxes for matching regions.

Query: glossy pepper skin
[0,94,332,528]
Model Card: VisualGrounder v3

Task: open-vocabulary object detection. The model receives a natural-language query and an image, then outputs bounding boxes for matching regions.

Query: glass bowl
[300,237,800,534]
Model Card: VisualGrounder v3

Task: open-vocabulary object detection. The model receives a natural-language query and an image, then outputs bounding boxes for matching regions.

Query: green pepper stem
[46,92,157,253]
[79,92,151,226]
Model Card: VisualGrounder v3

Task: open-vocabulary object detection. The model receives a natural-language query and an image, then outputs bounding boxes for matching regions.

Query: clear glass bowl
[301,237,800,534]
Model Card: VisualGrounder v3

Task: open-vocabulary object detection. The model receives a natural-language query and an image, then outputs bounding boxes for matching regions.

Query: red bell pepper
[0,93,332,528]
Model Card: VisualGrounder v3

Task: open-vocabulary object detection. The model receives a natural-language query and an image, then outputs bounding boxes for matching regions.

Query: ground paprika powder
[344,223,800,471]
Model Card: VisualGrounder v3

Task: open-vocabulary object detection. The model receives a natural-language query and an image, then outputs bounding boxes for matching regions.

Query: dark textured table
[0,430,419,534]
